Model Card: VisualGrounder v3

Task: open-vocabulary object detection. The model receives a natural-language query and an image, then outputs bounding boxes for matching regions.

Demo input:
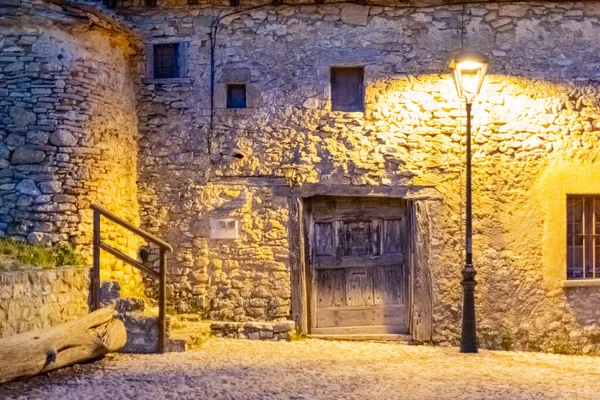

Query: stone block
[49,130,77,147]
[11,147,45,165]
[39,181,62,194]
[498,4,528,17]
[340,4,369,26]
[8,106,36,127]
[16,180,40,196]
[273,320,295,333]
[221,68,251,83]
[26,131,50,145]
[100,280,121,304]
[247,331,260,340]
[27,232,53,245]
[116,297,146,313]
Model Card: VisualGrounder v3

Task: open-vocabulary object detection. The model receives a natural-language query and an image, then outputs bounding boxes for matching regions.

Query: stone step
[100,280,211,353]
[115,297,146,313]
[118,308,211,353]
[168,320,211,351]
[99,280,121,306]
[118,310,164,354]
[211,320,295,340]
[174,313,204,323]
[309,333,413,342]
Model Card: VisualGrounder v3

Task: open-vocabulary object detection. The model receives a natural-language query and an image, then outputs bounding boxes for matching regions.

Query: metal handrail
[90,204,172,353]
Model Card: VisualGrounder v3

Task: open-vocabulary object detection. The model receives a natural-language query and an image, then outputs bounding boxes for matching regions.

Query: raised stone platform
[211,320,296,341]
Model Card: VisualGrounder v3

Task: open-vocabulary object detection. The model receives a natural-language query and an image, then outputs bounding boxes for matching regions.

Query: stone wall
[0,266,89,338]
[0,0,144,294]
[128,1,600,353]
[5,0,600,353]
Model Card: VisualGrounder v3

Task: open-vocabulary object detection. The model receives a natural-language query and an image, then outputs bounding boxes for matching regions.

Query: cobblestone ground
[2,338,600,399]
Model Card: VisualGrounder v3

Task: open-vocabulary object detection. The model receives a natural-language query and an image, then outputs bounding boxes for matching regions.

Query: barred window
[153,43,180,79]
[567,195,600,279]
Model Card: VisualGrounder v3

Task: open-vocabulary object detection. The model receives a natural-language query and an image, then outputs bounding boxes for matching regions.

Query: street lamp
[281,165,298,187]
[449,50,488,354]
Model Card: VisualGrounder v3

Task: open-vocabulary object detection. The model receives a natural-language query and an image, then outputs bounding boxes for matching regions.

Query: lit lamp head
[281,165,298,187]
[449,51,489,104]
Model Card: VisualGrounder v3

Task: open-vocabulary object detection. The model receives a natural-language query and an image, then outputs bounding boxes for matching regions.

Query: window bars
[567,195,600,279]
[153,43,180,79]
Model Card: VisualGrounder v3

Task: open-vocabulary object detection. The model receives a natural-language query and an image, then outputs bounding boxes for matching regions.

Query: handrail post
[92,209,101,311]
[158,247,167,353]
[90,204,170,354]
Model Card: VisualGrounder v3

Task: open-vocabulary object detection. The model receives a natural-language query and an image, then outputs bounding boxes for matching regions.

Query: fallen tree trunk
[0,307,126,385]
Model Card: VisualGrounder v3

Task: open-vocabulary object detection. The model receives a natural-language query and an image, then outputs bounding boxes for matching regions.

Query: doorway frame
[285,184,441,341]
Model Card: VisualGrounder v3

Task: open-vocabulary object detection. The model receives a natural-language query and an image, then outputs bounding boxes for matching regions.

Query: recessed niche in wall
[209,218,239,239]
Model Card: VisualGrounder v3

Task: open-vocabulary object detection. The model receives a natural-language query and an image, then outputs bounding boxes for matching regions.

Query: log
[0,308,126,385]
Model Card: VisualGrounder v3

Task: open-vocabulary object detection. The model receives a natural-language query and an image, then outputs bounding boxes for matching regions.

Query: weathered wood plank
[373,266,403,305]
[410,200,433,342]
[345,267,374,306]
[316,269,346,308]
[314,222,335,257]
[384,219,402,254]
[314,253,403,269]
[316,305,405,328]
[305,201,317,334]
[289,196,308,334]
[313,208,404,222]
[311,326,409,336]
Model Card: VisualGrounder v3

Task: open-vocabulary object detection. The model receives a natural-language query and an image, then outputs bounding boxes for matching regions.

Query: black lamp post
[449,50,488,354]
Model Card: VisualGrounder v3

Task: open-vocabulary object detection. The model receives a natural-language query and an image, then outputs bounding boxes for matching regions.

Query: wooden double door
[307,196,410,335]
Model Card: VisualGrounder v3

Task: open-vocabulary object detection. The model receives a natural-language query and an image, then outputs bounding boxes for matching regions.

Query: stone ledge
[142,78,193,85]
[562,279,600,288]
[211,320,296,341]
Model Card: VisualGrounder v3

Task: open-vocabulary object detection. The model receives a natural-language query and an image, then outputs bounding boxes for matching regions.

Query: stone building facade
[3,0,600,353]
[0,1,144,293]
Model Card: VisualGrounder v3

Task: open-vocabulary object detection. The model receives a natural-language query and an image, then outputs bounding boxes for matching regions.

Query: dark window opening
[227,84,247,109]
[153,43,180,79]
[103,0,118,8]
[567,195,600,279]
[331,67,364,112]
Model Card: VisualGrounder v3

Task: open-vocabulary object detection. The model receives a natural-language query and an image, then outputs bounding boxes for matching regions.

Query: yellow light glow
[456,60,484,71]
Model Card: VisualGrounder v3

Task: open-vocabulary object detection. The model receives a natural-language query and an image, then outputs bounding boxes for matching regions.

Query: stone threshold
[309,333,413,342]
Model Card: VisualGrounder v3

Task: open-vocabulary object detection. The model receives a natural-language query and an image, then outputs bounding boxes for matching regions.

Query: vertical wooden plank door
[308,197,409,335]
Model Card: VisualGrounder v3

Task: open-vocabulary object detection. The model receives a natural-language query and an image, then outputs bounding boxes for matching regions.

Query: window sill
[215,108,254,116]
[143,78,193,85]
[562,279,600,288]
[331,110,365,115]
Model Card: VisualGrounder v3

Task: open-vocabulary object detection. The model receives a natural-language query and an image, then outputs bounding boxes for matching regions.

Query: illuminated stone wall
[0,1,143,294]
[5,0,600,353]
[130,1,600,353]
[0,266,90,338]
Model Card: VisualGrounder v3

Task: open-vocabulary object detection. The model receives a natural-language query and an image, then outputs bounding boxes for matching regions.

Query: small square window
[153,43,180,79]
[331,67,364,112]
[227,84,247,109]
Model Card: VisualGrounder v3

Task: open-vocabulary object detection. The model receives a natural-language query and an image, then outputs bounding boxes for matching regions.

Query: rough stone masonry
[3,0,600,352]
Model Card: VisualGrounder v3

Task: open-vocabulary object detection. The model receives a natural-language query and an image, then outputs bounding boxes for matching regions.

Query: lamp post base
[460,265,477,353]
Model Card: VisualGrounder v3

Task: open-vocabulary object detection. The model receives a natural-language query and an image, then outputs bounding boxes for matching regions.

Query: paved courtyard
[1,338,600,399]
